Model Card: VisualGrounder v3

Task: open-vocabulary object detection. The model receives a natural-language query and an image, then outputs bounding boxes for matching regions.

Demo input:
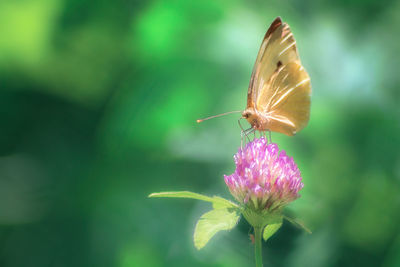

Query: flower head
[224,137,303,212]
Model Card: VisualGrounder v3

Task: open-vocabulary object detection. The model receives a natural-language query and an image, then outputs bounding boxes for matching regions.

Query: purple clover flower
[224,137,303,212]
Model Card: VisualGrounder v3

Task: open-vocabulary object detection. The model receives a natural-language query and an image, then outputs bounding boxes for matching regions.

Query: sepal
[241,207,283,228]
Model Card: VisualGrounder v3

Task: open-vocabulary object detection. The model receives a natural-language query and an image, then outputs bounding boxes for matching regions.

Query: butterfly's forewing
[257,62,311,135]
[247,17,300,110]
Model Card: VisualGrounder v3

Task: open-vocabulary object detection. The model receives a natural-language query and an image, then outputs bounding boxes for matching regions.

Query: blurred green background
[1,0,400,266]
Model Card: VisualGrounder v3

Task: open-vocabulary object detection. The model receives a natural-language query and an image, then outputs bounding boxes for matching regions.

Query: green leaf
[149,191,213,201]
[148,191,238,209]
[150,191,241,249]
[283,215,312,234]
[210,196,238,209]
[193,208,240,250]
[263,221,283,241]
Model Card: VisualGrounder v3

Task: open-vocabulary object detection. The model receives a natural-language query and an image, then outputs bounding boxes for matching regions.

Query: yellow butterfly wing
[247,17,300,109]
[257,62,311,135]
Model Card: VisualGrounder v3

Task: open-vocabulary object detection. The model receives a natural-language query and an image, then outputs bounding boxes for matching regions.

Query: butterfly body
[243,17,311,136]
[197,17,311,136]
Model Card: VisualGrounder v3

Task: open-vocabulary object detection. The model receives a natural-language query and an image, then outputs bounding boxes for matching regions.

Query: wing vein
[278,41,296,56]
[280,33,293,44]
[270,77,310,109]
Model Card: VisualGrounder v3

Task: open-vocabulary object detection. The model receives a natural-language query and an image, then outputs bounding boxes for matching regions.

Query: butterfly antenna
[196,110,242,123]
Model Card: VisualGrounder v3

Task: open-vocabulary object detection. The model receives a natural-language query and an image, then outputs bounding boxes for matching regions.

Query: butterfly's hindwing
[258,62,311,135]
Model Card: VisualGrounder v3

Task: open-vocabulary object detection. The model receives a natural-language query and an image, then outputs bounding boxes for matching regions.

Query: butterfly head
[242,108,267,131]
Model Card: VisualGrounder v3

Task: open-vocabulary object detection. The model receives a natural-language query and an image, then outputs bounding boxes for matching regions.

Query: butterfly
[198,17,311,136]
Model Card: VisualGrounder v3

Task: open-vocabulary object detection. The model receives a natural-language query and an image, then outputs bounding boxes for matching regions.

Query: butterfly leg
[242,129,254,147]
[268,130,272,143]
[238,118,245,147]
[244,127,255,144]
[238,118,251,147]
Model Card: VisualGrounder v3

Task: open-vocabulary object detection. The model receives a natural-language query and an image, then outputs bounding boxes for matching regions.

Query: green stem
[254,226,263,267]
